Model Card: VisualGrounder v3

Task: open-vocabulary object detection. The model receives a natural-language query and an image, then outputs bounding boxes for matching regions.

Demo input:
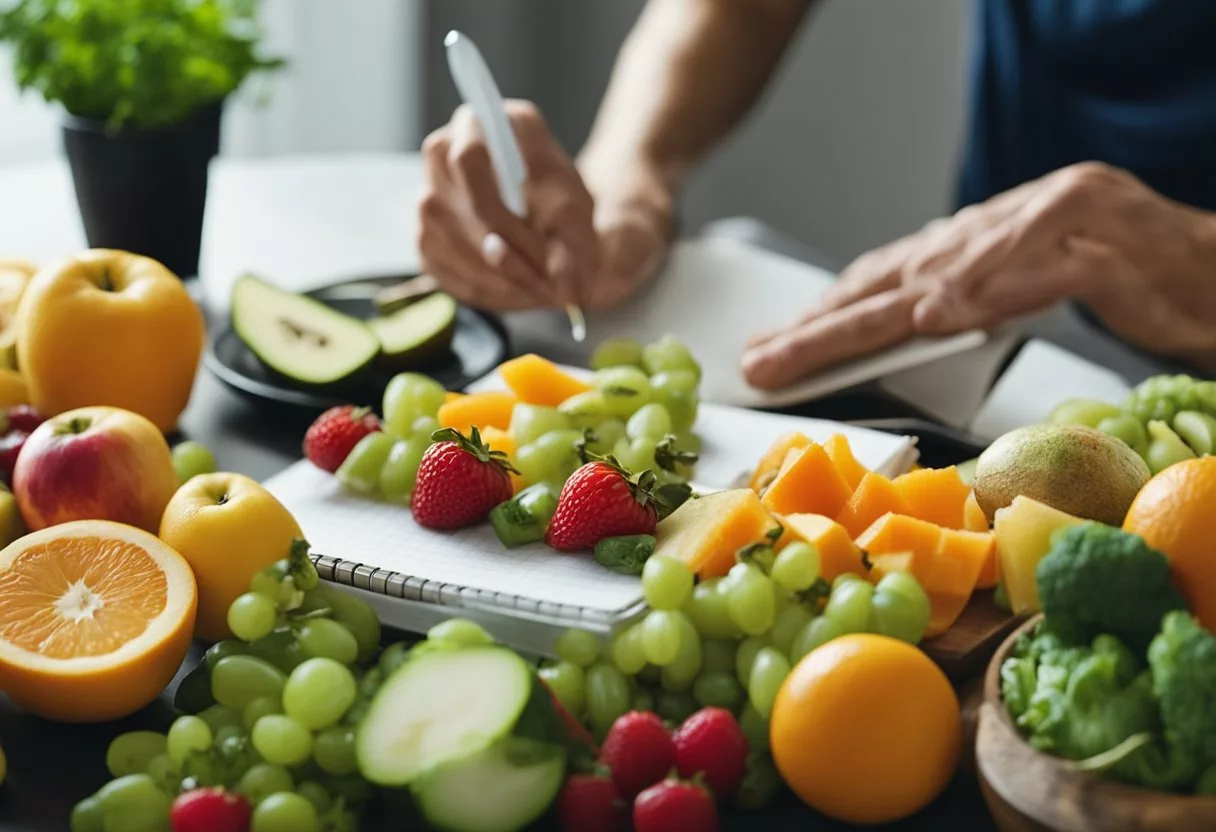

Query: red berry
[5,405,45,434]
[171,787,251,832]
[672,707,749,798]
[557,772,626,832]
[633,776,719,832]
[303,405,382,473]
[0,429,28,483]
[545,461,659,551]
[411,427,516,530]
[598,710,676,799]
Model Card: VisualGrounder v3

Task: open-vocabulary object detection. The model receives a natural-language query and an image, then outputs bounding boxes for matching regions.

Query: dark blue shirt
[957,0,1216,210]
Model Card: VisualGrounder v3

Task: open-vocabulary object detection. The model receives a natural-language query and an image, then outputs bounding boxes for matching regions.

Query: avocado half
[232,274,381,387]
[367,292,457,370]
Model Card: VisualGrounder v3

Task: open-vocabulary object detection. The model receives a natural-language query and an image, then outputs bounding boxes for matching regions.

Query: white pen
[444,30,587,343]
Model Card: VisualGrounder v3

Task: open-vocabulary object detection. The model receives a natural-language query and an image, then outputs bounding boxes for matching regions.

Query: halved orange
[0,520,196,723]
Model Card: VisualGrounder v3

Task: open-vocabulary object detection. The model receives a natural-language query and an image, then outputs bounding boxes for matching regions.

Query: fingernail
[481,232,506,266]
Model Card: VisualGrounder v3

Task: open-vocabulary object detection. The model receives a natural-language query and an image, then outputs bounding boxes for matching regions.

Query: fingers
[741,288,921,390]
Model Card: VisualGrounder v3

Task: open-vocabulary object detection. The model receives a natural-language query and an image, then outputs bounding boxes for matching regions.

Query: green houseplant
[0,0,284,277]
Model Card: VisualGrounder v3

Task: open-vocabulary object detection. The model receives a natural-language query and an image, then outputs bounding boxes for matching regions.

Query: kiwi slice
[231,274,381,386]
[367,292,457,369]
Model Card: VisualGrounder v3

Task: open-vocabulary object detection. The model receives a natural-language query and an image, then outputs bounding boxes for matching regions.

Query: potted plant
[0,0,284,278]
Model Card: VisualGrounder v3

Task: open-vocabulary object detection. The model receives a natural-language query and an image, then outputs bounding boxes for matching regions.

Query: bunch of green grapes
[336,372,448,501]
[1047,373,1216,474]
[539,538,932,806]
[71,548,383,832]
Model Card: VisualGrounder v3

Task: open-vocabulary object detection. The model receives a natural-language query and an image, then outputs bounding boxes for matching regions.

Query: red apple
[12,406,178,533]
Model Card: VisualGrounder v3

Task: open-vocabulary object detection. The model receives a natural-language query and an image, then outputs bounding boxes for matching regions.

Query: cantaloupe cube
[963,490,988,532]
[868,551,914,582]
[834,472,913,538]
[854,512,945,579]
[498,353,592,408]
[761,444,853,518]
[749,432,813,493]
[654,489,781,578]
[929,529,995,599]
[478,425,524,493]
[777,514,867,582]
[437,391,518,433]
[824,434,869,491]
[893,466,972,529]
[925,595,971,639]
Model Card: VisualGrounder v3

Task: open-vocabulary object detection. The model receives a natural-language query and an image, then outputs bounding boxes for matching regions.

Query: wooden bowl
[976,614,1216,831]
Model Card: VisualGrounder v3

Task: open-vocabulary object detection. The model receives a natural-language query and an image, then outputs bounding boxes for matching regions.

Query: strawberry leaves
[431,426,519,475]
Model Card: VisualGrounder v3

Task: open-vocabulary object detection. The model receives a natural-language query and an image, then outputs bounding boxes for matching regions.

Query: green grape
[212,655,287,711]
[832,572,864,590]
[555,628,601,667]
[650,369,698,395]
[172,440,217,484]
[558,390,611,428]
[300,584,381,662]
[297,617,359,665]
[771,542,820,592]
[672,430,701,456]
[739,703,770,752]
[377,642,411,679]
[627,403,673,442]
[693,671,744,709]
[823,579,874,633]
[334,431,395,494]
[1197,381,1216,415]
[1045,398,1123,428]
[1173,410,1216,456]
[237,763,294,805]
[228,592,278,642]
[1146,419,1196,473]
[167,716,212,765]
[642,336,701,380]
[650,370,700,434]
[242,696,283,731]
[378,434,429,501]
[283,658,358,730]
[642,555,693,610]
[701,639,737,675]
[609,626,648,675]
[585,663,631,737]
[662,389,698,434]
[105,731,167,779]
[513,442,553,487]
[204,639,249,671]
[1096,414,1149,454]
[640,610,683,666]
[383,372,447,435]
[251,715,313,767]
[428,618,494,647]
[509,404,571,446]
[94,774,171,827]
[197,704,243,734]
[594,366,653,418]
[685,578,740,639]
[790,615,847,662]
[539,660,586,716]
[770,605,813,655]
[70,796,104,832]
[586,419,626,454]
[632,690,655,713]
[591,337,645,369]
[659,612,702,692]
[533,429,584,476]
[870,572,932,644]
[248,630,305,674]
[655,690,697,724]
[252,792,319,832]
[622,437,657,474]
[748,647,791,720]
[735,635,771,686]
[411,414,440,437]
[724,562,776,636]
[145,753,176,793]
[313,726,357,776]
[296,781,332,814]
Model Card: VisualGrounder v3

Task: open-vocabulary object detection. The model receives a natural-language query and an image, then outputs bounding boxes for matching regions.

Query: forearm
[577,0,814,219]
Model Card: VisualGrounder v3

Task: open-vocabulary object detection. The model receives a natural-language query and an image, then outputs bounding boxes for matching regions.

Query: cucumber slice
[367,292,457,370]
[412,738,566,832]
[232,274,380,386]
[355,646,559,787]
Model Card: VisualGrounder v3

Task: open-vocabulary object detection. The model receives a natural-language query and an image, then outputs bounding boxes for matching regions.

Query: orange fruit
[770,634,961,825]
[1123,456,1216,630]
[0,519,196,723]
[16,249,205,433]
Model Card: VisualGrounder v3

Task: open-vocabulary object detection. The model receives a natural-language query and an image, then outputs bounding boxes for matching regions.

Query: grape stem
[654,434,698,473]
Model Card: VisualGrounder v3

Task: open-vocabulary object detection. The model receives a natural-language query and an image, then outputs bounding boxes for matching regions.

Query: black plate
[204,275,510,414]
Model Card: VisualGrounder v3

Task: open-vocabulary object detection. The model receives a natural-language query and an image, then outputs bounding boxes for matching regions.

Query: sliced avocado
[367,292,457,369]
[231,274,381,386]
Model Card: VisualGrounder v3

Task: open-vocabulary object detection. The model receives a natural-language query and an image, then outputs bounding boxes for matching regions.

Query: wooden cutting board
[922,590,1026,684]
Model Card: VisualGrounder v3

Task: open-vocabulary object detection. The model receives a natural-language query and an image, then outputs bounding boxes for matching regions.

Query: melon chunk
[868,552,914,582]
[834,472,912,538]
[498,353,592,408]
[893,466,972,529]
[749,432,813,493]
[993,496,1085,615]
[654,489,780,578]
[854,513,945,578]
[776,514,867,582]
[929,529,995,599]
[760,443,853,518]
[963,491,988,532]
[824,434,869,491]
[438,392,518,433]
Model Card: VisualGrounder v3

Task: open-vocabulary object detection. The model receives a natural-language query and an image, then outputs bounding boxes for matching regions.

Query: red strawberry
[303,405,381,473]
[598,710,677,799]
[411,427,516,530]
[557,772,626,832]
[545,460,661,551]
[633,776,719,832]
[5,405,45,434]
[672,707,749,798]
[171,787,252,832]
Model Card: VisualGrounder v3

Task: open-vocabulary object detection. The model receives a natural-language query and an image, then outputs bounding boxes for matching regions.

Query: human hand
[416,100,598,311]
[742,162,1216,390]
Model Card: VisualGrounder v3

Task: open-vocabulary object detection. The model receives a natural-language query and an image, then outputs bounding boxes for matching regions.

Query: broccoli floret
[1149,611,1216,775]
[1036,523,1187,652]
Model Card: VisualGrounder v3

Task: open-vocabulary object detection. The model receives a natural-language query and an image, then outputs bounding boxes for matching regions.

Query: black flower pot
[61,101,223,279]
